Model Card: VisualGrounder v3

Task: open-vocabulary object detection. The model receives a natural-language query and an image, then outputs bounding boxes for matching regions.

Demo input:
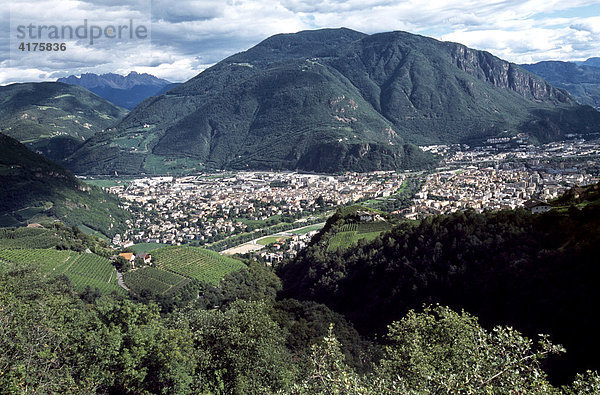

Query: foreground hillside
[279,187,600,381]
[0,82,127,161]
[0,133,130,237]
[66,28,600,175]
[1,217,599,393]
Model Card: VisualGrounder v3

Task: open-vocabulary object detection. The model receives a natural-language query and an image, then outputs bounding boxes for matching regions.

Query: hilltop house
[524,199,552,214]
[357,211,384,222]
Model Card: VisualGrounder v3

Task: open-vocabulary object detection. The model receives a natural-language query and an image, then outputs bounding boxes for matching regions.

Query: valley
[3,18,600,393]
[86,138,599,264]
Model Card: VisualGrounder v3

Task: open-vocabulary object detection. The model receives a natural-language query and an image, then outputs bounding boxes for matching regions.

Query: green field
[257,236,288,246]
[327,221,392,252]
[357,222,393,234]
[291,223,325,234]
[78,224,110,242]
[131,243,168,254]
[152,246,246,285]
[123,267,190,295]
[0,248,122,294]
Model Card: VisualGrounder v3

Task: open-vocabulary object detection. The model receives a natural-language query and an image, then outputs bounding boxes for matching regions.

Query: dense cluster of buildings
[108,172,405,246]
[99,139,600,249]
[405,139,600,218]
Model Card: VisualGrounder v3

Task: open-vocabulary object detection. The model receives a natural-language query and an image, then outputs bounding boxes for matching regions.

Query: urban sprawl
[92,139,600,261]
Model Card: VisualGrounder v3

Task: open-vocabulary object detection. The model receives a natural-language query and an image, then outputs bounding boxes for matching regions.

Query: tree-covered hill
[279,186,600,382]
[1,191,600,391]
[1,253,598,393]
[0,82,127,161]
[66,28,600,175]
[0,133,130,237]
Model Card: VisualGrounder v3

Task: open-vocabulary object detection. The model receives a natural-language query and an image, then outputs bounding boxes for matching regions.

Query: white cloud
[2,0,600,85]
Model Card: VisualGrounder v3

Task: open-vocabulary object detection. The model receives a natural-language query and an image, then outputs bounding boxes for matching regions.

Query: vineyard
[357,221,392,234]
[327,231,358,252]
[327,221,392,252]
[0,227,61,249]
[152,246,246,285]
[124,267,189,295]
[338,224,358,232]
[0,248,122,294]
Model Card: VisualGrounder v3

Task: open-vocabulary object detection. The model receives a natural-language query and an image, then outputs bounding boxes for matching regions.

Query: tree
[376,305,564,393]
[291,324,369,394]
[177,300,295,394]
[200,261,281,309]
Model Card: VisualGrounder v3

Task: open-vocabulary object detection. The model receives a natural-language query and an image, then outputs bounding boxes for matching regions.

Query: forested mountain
[522,59,600,110]
[58,72,174,110]
[279,190,600,382]
[65,28,600,175]
[0,133,130,237]
[0,82,126,161]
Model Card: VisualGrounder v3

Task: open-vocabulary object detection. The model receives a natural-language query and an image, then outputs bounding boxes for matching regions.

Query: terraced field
[152,246,246,285]
[123,267,190,295]
[327,231,359,252]
[338,223,358,232]
[327,221,393,252]
[0,227,62,249]
[0,248,122,294]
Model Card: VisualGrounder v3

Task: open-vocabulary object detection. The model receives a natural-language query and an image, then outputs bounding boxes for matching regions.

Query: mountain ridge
[521,59,600,110]
[58,72,174,110]
[65,28,600,175]
[0,82,127,161]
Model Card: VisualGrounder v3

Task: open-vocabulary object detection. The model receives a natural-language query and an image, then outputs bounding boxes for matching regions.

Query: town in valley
[87,138,600,262]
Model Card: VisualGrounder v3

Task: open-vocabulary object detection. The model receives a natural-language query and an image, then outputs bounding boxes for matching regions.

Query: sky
[1,0,600,85]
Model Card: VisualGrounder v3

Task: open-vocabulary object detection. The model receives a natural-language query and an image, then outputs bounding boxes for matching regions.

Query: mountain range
[521,59,600,110]
[58,72,178,110]
[577,57,600,67]
[65,28,600,175]
[0,82,127,161]
[0,133,130,237]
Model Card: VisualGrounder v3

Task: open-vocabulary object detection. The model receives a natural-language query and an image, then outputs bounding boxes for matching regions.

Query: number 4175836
[18,42,67,51]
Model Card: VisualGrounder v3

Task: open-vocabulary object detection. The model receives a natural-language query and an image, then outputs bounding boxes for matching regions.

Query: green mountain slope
[0,82,127,161]
[0,133,130,237]
[66,28,600,175]
[521,60,600,110]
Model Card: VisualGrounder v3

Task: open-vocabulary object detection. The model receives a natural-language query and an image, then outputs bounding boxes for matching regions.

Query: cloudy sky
[1,0,600,85]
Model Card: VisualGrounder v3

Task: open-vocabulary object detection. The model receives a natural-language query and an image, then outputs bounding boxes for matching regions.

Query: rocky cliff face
[449,45,572,103]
